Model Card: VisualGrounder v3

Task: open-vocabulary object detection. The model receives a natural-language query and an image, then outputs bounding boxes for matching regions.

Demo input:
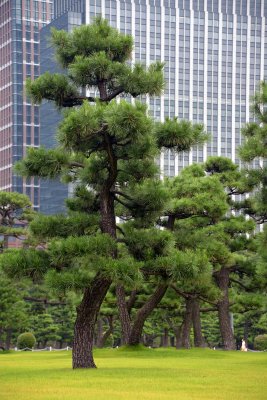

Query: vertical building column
[85,0,90,24]
[145,0,150,67]
[231,1,237,162]
[145,0,150,109]
[174,0,179,175]
[217,2,222,156]
[246,14,251,124]
[101,0,106,18]
[188,5,194,165]
[203,0,208,161]
[160,0,165,176]
[131,0,136,65]
[260,17,265,82]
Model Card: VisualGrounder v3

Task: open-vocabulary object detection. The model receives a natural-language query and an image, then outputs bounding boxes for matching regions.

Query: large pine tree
[2,18,207,368]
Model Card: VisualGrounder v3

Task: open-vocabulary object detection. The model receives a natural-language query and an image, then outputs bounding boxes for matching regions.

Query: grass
[0,348,267,400]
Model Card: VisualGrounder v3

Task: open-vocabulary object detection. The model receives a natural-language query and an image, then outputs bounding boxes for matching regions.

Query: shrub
[17,332,36,350]
[254,334,267,351]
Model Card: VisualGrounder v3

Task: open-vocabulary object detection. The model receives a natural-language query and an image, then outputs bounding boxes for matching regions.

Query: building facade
[0,0,53,210]
[39,10,84,214]
[85,0,267,176]
[39,0,266,213]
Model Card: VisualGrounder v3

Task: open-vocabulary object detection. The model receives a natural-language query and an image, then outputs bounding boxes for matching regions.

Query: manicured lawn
[0,348,266,399]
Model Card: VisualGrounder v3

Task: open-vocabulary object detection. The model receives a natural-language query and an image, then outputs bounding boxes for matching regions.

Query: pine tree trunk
[72,177,116,367]
[162,328,169,347]
[96,318,103,347]
[128,284,168,346]
[116,284,131,344]
[175,325,183,349]
[5,328,12,350]
[73,275,111,368]
[181,297,193,348]
[214,268,235,350]
[192,298,206,347]
[98,316,114,348]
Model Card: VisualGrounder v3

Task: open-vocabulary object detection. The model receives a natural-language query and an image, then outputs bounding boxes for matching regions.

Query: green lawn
[0,348,266,400]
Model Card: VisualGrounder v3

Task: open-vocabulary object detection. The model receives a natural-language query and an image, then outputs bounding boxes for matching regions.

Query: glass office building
[39,10,84,214]
[39,0,267,213]
[85,0,267,175]
[0,0,53,210]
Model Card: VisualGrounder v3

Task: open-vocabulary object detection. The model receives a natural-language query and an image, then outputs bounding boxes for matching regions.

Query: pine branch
[23,297,66,306]
[106,86,124,101]
[114,191,133,202]
[114,195,130,209]
[170,284,188,299]
[230,277,255,292]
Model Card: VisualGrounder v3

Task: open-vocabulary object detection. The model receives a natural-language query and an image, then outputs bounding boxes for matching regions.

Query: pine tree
[0,192,32,251]
[2,19,207,368]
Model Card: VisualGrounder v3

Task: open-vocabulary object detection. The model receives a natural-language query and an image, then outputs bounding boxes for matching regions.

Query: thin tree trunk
[72,275,111,368]
[126,289,137,314]
[116,284,131,344]
[5,328,12,350]
[192,298,206,347]
[96,318,103,347]
[144,333,156,347]
[128,284,168,346]
[98,316,114,348]
[181,297,193,349]
[162,328,169,347]
[175,325,183,349]
[214,268,235,350]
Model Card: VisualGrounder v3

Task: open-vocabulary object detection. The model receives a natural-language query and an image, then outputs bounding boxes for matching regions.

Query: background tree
[0,275,28,350]
[0,192,32,251]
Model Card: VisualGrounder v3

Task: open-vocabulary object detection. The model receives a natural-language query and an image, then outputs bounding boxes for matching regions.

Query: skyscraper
[39,0,267,212]
[0,0,53,210]
[85,0,267,175]
[39,9,84,214]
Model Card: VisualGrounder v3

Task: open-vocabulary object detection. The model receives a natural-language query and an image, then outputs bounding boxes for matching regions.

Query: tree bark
[162,328,169,347]
[128,284,168,346]
[72,275,111,368]
[98,316,114,348]
[214,268,235,350]
[95,318,103,347]
[181,297,193,348]
[192,298,206,348]
[5,328,12,350]
[175,325,183,349]
[72,146,117,368]
[126,289,137,314]
[116,284,132,344]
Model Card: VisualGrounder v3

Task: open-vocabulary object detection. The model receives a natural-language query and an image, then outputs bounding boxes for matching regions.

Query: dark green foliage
[239,81,267,222]
[0,192,33,244]
[25,73,79,107]
[155,118,208,152]
[14,147,70,179]
[4,18,214,367]
[51,18,134,67]
[17,332,36,349]
[1,249,50,282]
[30,213,99,239]
[124,228,174,261]
[29,314,60,347]
[254,334,267,351]
[0,277,29,349]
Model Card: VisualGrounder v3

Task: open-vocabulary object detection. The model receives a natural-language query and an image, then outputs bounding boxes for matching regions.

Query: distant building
[39,10,84,214]
[38,0,267,212]
[0,0,53,210]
